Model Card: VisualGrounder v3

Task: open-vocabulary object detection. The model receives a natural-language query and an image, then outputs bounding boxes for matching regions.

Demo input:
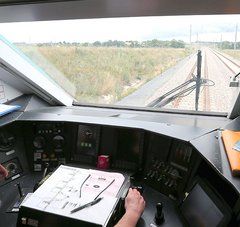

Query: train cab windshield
[1,14,240,113]
[2,1,240,227]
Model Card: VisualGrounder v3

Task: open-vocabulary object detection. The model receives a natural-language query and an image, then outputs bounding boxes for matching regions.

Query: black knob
[0,131,15,152]
[53,135,64,149]
[156,203,162,215]
[155,202,164,225]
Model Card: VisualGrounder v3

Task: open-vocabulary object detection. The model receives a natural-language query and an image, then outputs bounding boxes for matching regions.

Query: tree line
[90,39,185,48]
[18,39,186,48]
[217,41,240,49]
[15,40,240,50]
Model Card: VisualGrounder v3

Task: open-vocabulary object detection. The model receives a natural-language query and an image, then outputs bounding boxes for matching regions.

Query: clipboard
[222,130,240,176]
[18,165,126,227]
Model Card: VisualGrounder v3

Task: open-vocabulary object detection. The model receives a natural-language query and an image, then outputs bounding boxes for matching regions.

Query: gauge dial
[33,136,46,149]
[0,131,15,152]
[53,135,65,149]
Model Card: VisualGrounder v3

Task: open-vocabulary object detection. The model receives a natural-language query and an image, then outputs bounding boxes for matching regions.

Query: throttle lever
[33,163,51,192]
[131,185,144,195]
[42,162,49,179]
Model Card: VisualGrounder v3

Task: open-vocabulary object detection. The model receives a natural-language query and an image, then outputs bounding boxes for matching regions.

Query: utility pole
[234,24,238,50]
[190,24,192,44]
[220,34,222,49]
[195,50,202,111]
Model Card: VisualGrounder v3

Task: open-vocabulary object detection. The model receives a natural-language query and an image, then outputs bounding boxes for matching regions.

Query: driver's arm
[114,188,145,227]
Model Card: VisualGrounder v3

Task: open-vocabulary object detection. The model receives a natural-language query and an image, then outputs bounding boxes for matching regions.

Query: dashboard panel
[23,122,145,172]
[74,124,100,164]
[23,122,69,172]
[143,135,197,200]
[0,125,28,187]
[0,117,239,227]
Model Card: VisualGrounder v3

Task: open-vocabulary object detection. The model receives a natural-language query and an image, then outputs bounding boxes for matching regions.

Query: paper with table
[20,165,125,226]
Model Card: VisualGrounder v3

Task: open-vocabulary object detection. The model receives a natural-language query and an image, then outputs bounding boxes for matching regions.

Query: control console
[0,126,26,186]
[24,122,67,172]
[144,137,195,199]
[144,160,183,199]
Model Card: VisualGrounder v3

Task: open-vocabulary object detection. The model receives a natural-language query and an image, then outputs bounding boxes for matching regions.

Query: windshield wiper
[148,50,214,111]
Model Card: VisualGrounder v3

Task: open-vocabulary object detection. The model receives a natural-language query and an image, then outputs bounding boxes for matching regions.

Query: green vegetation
[217,41,240,50]
[15,44,192,104]
[91,39,186,48]
[36,39,186,48]
[221,49,240,60]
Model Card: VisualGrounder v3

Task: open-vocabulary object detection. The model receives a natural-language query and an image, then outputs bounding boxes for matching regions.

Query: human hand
[114,188,145,227]
[0,164,8,181]
[124,188,145,220]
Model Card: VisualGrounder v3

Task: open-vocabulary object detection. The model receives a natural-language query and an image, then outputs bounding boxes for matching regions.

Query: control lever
[17,182,24,198]
[8,182,26,212]
[34,163,51,192]
[155,202,164,225]
[131,185,144,195]
[113,185,144,226]
[42,162,49,179]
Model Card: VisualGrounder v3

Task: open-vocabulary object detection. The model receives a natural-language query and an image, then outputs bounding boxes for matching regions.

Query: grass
[15,44,193,104]
[221,49,240,60]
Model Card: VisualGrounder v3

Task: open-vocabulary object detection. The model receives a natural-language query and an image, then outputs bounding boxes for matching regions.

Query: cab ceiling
[0,0,239,23]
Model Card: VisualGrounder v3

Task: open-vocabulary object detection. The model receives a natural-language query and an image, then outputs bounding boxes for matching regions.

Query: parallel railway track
[203,52,210,111]
[211,49,240,75]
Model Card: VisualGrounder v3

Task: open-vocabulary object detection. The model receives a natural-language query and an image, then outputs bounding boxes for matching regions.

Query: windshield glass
[1,15,240,112]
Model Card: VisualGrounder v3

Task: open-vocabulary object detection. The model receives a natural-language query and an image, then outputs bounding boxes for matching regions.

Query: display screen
[170,141,192,170]
[181,183,224,227]
[116,129,142,163]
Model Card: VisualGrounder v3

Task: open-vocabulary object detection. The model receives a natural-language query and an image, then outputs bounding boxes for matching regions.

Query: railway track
[148,48,239,112]
[121,47,240,112]
[203,52,210,111]
[210,49,240,75]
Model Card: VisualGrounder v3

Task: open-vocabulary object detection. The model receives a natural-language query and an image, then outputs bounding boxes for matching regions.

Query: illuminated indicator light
[21,217,27,225]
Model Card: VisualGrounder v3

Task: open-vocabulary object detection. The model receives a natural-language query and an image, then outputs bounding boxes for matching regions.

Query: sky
[0,14,240,43]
